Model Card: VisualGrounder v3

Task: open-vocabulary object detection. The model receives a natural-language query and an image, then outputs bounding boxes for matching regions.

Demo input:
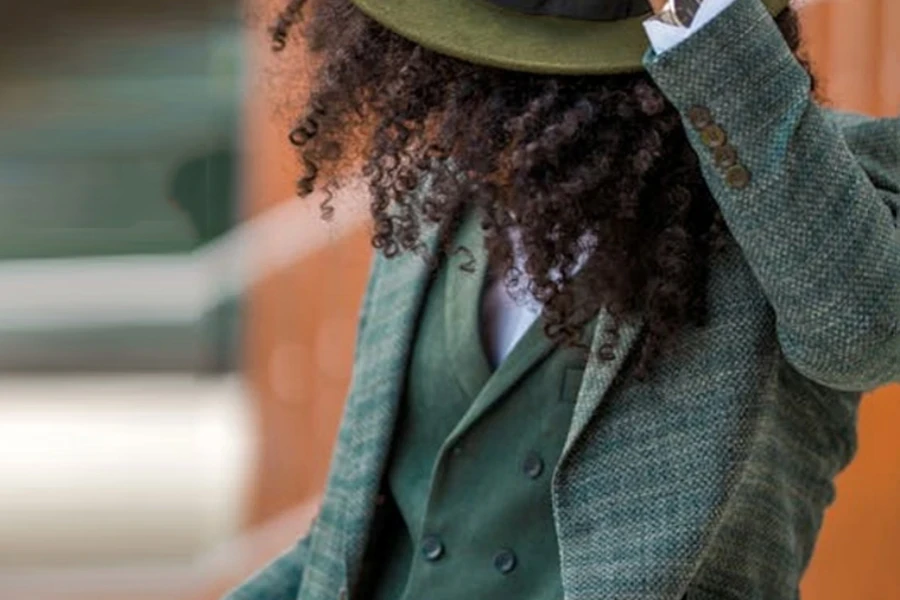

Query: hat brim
[351,0,791,75]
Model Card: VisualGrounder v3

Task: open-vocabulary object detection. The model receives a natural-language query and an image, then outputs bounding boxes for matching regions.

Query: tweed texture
[224,1,899,598]
[644,0,899,392]
[226,535,312,600]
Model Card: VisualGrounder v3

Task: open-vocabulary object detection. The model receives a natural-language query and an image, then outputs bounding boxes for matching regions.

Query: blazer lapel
[550,309,646,600]
[558,309,645,468]
[339,223,442,588]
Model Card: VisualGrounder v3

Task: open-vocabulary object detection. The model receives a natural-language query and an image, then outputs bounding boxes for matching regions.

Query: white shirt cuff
[643,0,738,55]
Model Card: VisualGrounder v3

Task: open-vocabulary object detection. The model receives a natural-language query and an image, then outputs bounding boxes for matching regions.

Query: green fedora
[350,0,791,74]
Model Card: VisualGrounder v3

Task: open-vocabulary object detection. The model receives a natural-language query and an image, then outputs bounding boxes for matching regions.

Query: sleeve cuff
[642,0,807,111]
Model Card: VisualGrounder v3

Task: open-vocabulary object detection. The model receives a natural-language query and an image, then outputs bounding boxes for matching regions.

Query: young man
[228,0,900,598]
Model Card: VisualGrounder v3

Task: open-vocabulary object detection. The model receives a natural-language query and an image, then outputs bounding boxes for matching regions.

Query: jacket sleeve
[222,534,312,600]
[642,0,900,392]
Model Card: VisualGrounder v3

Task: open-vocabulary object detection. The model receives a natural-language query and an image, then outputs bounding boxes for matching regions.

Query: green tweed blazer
[226,0,900,598]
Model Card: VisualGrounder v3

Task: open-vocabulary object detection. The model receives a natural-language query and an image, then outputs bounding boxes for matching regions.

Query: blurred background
[0,0,896,599]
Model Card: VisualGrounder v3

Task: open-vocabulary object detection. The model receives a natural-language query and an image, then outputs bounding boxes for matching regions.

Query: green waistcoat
[364,209,595,600]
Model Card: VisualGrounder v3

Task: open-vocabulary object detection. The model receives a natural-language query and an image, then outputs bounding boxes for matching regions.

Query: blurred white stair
[0,375,256,569]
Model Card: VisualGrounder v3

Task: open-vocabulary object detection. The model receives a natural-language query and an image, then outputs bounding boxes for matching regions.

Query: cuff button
[725,165,751,189]
[713,145,738,169]
[700,124,727,148]
[687,106,713,129]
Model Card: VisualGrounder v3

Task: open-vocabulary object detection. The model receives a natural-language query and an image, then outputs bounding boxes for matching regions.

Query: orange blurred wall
[240,1,899,598]
[790,2,900,598]
[240,13,373,524]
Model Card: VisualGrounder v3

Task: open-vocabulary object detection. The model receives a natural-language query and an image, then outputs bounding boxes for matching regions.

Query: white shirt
[480,0,737,367]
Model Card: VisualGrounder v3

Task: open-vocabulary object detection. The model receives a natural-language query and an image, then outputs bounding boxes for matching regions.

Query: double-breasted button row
[420,535,519,575]
[687,105,751,190]
[452,443,545,479]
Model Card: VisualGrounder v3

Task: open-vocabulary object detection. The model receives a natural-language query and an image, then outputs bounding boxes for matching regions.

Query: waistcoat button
[522,452,545,479]
[421,534,445,561]
[493,549,517,574]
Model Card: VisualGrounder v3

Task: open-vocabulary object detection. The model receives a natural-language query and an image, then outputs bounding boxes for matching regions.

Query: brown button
[700,124,727,148]
[713,145,738,169]
[725,165,751,189]
[687,106,713,129]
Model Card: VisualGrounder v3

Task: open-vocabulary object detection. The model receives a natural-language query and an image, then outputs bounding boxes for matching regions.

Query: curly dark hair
[270,0,817,382]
